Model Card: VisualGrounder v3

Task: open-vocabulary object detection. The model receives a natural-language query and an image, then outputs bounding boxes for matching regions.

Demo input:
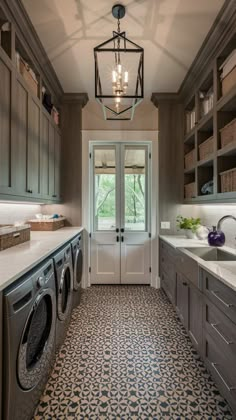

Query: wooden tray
[28,217,65,231]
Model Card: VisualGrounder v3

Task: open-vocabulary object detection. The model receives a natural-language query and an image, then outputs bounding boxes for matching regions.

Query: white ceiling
[22,0,225,99]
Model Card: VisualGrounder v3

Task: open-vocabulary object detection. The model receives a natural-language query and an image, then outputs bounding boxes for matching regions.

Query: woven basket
[0,225,30,251]
[19,58,38,97]
[222,66,236,96]
[28,217,65,231]
[220,118,236,149]
[184,149,195,170]
[184,182,196,199]
[220,167,236,192]
[199,136,214,161]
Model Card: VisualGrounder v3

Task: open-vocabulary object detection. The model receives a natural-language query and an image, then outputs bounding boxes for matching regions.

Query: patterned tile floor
[33,286,233,419]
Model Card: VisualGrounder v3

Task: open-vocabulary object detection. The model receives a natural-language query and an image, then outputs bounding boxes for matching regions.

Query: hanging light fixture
[94,4,144,121]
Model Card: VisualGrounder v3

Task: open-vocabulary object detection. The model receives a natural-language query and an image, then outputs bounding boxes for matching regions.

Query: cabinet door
[176,273,189,330]
[41,113,50,198]
[12,80,28,195]
[27,97,41,197]
[54,130,61,200]
[0,58,11,194]
[188,283,203,354]
[48,122,55,199]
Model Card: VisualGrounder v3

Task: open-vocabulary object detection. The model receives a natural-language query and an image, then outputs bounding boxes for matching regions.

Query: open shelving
[183,31,236,203]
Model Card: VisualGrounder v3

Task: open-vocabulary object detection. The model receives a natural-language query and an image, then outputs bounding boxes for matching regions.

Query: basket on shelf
[220,118,236,149]
[221,66,236,96]
[184,182,196,199]
[198,136,214,161]
[184,149,195,170]
[28,217,65,231]
[0,224,30,251]
[19,57,38,97]
[220,167,236,192]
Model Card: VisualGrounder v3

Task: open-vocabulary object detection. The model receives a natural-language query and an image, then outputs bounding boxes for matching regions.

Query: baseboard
[151,275,160,289]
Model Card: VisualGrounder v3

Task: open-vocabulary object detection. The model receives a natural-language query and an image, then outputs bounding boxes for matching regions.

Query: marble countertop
[159,235,236,292]
[0,227,83,291]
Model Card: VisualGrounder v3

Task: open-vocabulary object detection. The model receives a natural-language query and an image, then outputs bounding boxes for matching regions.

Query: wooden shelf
[218,143,236,157]
[184,166,195,174]
[184,127,196,143]
[197,109,214,132]
[197,156,214,167]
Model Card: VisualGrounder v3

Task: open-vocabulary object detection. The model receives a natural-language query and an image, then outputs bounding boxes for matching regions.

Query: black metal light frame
[94,9,144,121]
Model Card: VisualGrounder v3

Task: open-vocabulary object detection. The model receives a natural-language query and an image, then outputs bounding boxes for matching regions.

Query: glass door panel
[94,147,117,231]
[123,146,147,231]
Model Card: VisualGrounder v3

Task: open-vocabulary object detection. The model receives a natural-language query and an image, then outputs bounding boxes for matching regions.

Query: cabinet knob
[27,189,32,193]
[52,194,57,198]
[182,281,188,286]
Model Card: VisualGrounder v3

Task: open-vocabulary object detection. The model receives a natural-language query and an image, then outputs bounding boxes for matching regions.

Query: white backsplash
[0,203,44,225]
[177,205,236,248]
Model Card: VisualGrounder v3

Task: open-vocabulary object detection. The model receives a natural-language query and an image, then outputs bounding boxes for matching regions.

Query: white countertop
[160,235,236,292]
[0,227,83,291]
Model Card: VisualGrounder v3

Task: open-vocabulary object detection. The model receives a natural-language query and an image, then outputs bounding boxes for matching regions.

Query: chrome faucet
[217,215,236,231]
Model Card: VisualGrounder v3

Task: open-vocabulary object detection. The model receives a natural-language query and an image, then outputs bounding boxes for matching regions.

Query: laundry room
[0,1,236,419]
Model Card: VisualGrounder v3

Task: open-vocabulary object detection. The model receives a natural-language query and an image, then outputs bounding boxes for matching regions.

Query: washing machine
[3,259,56,420]
[71,233,83,308]
[53,244,73,350]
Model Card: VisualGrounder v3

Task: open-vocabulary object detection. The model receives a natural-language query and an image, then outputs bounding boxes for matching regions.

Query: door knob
[116,228,119,233]
[121,228,124,233]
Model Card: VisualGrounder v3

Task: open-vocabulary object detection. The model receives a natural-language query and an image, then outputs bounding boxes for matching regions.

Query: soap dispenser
[208,226,225,247]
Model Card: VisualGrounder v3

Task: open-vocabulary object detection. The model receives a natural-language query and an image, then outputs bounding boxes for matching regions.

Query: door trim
[81,130,159,289]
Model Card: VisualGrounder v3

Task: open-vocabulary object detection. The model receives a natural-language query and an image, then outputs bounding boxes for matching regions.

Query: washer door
[17,289,56,390]
[74,247,83,291]
[58,263,73,321]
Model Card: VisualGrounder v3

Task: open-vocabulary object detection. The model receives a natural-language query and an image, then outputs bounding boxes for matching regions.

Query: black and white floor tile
[33,286,233,419]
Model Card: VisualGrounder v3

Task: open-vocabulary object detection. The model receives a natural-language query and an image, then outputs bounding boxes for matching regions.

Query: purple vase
[208,226,225,247]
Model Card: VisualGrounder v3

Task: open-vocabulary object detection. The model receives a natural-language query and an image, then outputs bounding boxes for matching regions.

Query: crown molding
[63,93,89,108]
[151,93,180,108]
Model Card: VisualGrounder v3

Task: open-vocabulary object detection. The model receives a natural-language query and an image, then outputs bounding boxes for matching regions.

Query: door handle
[116,228,119,233]
[116,236,119,242]
[121,228,124,233]
[121,236,124,242]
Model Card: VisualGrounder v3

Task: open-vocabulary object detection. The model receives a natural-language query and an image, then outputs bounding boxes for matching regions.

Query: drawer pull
[211,363,236,392]
[211,291,234,308]
[211,323,233,345]
[13,232,20,238]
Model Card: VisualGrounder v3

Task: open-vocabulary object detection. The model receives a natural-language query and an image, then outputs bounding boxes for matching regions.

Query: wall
[162,204,236,248]
[0,203,43,225]
[82,100,158,131]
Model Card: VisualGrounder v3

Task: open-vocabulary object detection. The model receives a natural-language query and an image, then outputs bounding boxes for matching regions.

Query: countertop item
[0,227,83,291]
[159,235,236,292]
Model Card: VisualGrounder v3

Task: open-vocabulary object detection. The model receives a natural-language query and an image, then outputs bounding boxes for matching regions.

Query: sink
[184,247,236,261]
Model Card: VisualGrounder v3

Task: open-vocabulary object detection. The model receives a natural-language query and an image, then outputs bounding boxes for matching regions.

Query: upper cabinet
[0,3,62,203]
[183,29,236,204]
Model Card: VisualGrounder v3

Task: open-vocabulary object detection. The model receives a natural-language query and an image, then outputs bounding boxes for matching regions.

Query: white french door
[90,142,151,284]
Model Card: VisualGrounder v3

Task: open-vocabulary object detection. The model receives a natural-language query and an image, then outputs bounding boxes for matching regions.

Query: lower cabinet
[159,239,236,415]
[176,272,189,330]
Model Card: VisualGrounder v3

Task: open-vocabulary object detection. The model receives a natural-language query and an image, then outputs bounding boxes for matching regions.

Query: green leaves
[176,215,201,233]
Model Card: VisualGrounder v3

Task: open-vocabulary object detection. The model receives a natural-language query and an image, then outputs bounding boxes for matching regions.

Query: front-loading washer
[3,259,56,420]
[71,233,83,309]
[53,244,73,350]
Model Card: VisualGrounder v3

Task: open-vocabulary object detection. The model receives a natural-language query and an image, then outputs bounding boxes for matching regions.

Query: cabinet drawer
[204,332,236,414]
[203,297,236,359]
[202,270,236,325]
[176,249,199,288]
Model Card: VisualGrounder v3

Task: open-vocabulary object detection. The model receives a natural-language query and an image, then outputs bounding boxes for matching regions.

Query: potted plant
[176,215,201,239]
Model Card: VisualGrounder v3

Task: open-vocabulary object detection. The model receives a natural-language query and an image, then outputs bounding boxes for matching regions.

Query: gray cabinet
[176,272,189,330]
[27,97,41,198]
[159,240,176,305]
[0,58,11,195]
[188,282,202,354]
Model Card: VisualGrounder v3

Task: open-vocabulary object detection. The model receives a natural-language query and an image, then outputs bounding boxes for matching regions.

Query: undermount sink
[184,247,236,261]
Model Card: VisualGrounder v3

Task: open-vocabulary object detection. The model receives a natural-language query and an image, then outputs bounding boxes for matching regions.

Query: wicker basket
[199,136,214,161]
[0,224,30,251]
[222,66,236,96]
[19,58,38,97]
[220,167,236,192]
[184,149,195,170]
[220,118,236,149]
[184,182,196,199]
[28,217,65,231]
